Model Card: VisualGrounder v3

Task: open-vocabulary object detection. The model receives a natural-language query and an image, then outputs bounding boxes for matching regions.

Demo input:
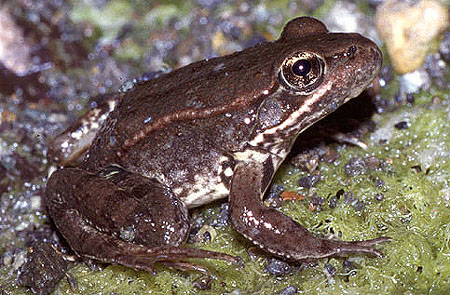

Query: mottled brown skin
[46,17,390,280]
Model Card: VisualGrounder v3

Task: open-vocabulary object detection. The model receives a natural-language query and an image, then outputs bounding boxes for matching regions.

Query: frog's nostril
[348,45,357,58]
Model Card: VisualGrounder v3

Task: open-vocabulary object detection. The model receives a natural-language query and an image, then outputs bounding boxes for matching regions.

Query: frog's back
[85,42,279,166]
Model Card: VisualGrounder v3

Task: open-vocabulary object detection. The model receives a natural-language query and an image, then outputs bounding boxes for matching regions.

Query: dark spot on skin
[347,45,357,58]
[261,157,274,191]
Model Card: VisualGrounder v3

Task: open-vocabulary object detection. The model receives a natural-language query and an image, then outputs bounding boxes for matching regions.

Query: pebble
[345,158,367,177]
[440,32,450,62]
[375,193,384,201]
[265,258,292,276]
[399,68,431,94]
[424,53,448,89]
[325,1,380,45]
[0,7,32,73]
[298,171,321,188]
[376,0,448,74]
[394,121,409,130]
[278,286,297,295]
[324,263,336,277]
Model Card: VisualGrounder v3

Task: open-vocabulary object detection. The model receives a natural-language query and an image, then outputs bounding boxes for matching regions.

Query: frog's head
[251,17,382,149]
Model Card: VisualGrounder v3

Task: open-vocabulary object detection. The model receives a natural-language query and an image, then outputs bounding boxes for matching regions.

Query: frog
[46,17,390,281]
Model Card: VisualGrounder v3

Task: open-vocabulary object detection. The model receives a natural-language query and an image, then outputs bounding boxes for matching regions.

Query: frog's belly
[176,174,230,208]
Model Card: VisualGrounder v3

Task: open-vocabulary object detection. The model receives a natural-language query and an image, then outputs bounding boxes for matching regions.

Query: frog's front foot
[229,161,391,262]
[46,167,238,276]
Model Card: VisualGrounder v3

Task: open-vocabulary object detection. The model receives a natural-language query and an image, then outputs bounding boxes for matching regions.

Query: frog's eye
[280,52,325,93]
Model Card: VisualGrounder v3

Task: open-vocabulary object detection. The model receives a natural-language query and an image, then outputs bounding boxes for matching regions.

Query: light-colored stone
[0,7,31,74]
[376,0,449,74]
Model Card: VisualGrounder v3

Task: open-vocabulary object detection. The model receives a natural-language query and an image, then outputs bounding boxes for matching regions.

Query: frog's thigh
[46,167,238,271]
[229,161,391,261]
[46,167,190,251]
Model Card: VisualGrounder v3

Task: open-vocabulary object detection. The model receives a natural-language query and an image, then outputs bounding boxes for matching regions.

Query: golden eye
[280,52,325,94]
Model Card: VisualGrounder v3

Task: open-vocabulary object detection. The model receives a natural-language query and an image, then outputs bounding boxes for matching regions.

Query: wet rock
[265,184,285,208]
[399,69,431,94]
[308,194,326,212]
[278,285,297,295]
[424,53,448,89]
[298,171,321,188]
[345,158,367,176]
[406,93,415,104]
[375,178,386,188]
[0,6,32,73]
[440,32,450,62]
[324,263,336,277]
[379,65,393,87]
[329,195,338,209]
[290,149,320,172]
[17,242,68,295]
[329,189,345,209]
[343,191,355,204]
[375,193,384,201]
[376,0,448,74]
[394,121,409,130]
[325,1,380,44]
[265,258,292,276]
[353,200,366,212]
[211,202,230,227]
[365,156,382,171]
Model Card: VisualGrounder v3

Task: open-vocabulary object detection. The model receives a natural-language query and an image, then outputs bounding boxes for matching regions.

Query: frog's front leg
[229,161,391,262]
[46,166,237,273]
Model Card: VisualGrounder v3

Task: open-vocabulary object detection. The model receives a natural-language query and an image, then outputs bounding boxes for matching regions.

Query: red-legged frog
[46,17,390,282]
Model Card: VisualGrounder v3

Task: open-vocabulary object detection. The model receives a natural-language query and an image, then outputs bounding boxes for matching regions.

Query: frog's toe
[351,236,392,247]
[328,236,392,258]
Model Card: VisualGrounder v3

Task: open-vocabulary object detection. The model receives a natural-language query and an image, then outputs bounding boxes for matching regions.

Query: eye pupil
[292,60,311,77]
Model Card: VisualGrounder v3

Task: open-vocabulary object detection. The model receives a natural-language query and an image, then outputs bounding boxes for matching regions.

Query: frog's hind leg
[45,167,237,274]
[229,161,391,262]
